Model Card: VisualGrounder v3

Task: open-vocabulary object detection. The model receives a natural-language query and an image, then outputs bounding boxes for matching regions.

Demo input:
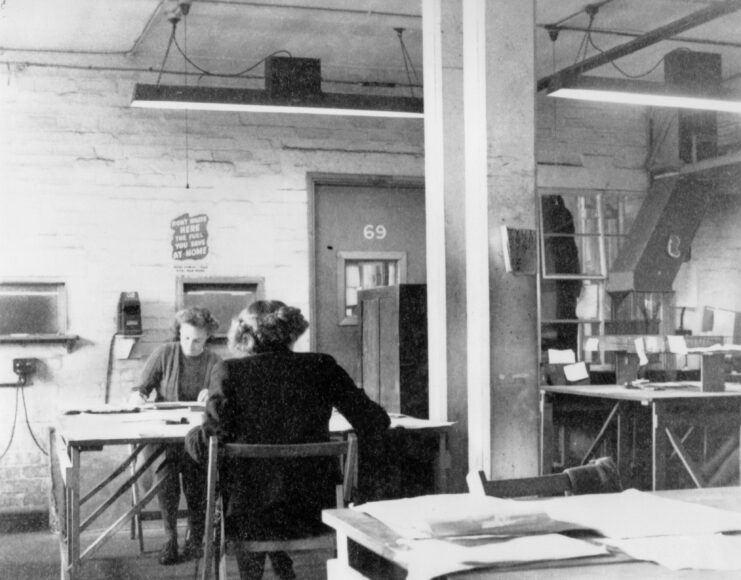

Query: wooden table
[49,405,452,580]
[540,384,741,490]
[322,486,741,579]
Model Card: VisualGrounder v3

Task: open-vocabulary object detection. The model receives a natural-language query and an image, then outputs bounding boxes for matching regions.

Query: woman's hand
[128,391,149,406]
[197,389,209,403]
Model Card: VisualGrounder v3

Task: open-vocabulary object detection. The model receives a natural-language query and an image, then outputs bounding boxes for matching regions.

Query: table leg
[328,531,370,579]
[59,533,69,580]
[616,407,631,486]
[435,430,450,493]
[539,392,553,475]
[68,447,81,580]
[652,404,666,491]
[336,530,350,566]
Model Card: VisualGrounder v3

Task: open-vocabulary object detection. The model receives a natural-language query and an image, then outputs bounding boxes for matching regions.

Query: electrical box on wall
[117,292,142,335]
[0,357,36,386]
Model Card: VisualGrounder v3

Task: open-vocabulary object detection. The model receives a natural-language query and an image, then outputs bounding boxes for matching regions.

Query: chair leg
[218,520,227,579]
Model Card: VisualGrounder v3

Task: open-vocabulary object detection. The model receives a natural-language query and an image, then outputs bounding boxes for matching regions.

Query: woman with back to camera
[185,300,390,580]
[131,306,221,565]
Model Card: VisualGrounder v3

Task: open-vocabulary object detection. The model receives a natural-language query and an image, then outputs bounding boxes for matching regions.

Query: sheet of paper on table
[401,533,607,580]
[667,335,688,355]
[548,348,576,364]
[563,361,589,382]
[530,489,741,539]
[634,337,649,366]
[602,534,741,571]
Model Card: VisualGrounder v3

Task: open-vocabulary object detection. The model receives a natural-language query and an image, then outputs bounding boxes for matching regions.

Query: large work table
[323,486,741,579]
[49,404,452,580]
[539,383,741,490]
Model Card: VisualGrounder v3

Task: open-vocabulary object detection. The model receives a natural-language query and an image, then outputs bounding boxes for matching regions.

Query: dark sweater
[135,342,221,402]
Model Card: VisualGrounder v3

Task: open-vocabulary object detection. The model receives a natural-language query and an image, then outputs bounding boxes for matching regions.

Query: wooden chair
[201,435,357,580]
[467,456,622,498]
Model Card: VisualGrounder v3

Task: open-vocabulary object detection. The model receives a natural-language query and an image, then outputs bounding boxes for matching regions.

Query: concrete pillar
[424,0,539,487]
[423,0,469,491]
[463,0,539,478]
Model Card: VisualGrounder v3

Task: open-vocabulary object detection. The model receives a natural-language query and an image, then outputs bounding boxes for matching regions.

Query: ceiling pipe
[537,0,741,92]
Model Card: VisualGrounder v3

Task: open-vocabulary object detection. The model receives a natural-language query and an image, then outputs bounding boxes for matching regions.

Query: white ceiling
[2,0,741,93]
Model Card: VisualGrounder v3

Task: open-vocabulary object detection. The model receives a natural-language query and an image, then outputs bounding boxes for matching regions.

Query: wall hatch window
[0,282,67,336]
[338,251,406,325]
[176,277,265,339]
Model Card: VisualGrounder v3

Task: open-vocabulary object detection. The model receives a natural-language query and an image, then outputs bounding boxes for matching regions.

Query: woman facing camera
[131,306,221,565]
[186,300,389,580]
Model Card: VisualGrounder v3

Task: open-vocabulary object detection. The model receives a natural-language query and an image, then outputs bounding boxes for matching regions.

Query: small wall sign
[171,213,209,261]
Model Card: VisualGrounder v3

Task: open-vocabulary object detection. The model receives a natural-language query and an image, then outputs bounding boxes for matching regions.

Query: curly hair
[228,300,309,354]
[171,306,220,340]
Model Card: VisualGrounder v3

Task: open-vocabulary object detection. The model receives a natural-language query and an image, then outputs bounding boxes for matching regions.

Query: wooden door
[311,179,425,386]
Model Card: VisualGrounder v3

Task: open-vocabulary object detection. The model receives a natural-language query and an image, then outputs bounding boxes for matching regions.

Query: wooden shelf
[0,334,79,352]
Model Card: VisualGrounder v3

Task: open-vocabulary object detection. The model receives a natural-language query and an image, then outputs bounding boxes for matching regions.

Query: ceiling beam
[537,0,741,92]
[540,24,741,50]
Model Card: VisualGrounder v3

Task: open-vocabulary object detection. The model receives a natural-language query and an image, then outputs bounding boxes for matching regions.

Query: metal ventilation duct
[607,170,714,293]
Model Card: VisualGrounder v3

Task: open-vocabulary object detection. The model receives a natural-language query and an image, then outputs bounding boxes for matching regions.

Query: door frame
[307,173,425,350]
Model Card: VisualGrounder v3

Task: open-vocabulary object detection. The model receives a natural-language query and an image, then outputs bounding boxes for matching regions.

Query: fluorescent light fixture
[131,83,423,118]
[547,75,741,113]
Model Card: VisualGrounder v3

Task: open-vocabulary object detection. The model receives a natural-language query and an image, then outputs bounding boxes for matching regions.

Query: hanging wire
[20,386,47,455]
[0,386,20,461]
[394,28,420,99]
[551,33,559,130]
[156,21,178,86]
[172,30,293,78]
[155,6,293,82]
[579,4,692,80]
[573,6,598,65]
[183,12,190,189]
[587,30,690,79]
[573,28,590,65]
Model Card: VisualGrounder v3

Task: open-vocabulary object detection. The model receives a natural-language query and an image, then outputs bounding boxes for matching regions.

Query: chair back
[467,471,572,498]
[467,456,622,498]
[201,435,356,580]
[564,456,622,494]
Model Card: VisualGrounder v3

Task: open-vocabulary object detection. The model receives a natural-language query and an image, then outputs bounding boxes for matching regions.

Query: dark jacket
[185,347,390,540]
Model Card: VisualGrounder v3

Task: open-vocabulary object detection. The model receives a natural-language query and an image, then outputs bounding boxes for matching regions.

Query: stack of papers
[355,494,605,580]
[355,489,741,578]
[355,493,577,539]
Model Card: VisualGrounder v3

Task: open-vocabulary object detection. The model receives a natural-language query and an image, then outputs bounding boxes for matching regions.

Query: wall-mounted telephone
[117,292,142,335]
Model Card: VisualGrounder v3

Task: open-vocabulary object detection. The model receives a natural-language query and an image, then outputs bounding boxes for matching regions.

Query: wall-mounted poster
[171,213,209,261]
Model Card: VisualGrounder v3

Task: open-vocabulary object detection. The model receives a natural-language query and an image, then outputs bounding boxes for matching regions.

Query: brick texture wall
[0,63,424,515]
[0,62,656,516]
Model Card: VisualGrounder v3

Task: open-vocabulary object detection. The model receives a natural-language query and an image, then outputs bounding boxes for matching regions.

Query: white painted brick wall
[687,194,741,332]
[0,64,651,510]
[0,64,425,510]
